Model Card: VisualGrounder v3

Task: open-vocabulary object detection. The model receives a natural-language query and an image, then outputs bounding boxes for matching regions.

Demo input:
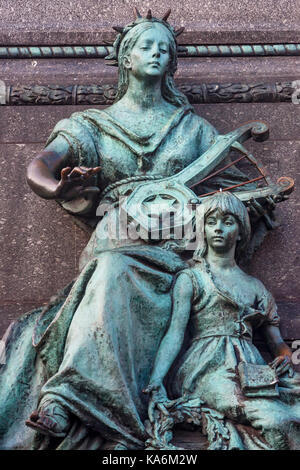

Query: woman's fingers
[59,168,101,196]
[80,187,100,196]
[60,167,72,181]
[68,166,101,180]
[148,400,156,423]
[271,356,294,376]
[270,357,281,368]
[68,167,89,179]
[55,167,101,199]
[275,357,288,369]
[263,212,276,230]
[143,384,157,394]
[157,403,170,416]
[247,197,277,228]
[276,362,290,376]
[91,166,101,174]
[266,196,276,211]
[249,199,265,216]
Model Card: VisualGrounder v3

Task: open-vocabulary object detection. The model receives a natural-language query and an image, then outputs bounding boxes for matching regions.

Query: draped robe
[0,105,259,449]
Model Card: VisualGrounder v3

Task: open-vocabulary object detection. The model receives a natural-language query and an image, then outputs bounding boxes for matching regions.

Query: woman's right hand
[53,166,101,201]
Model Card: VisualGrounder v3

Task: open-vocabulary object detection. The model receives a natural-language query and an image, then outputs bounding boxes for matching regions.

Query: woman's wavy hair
[193,191,251,262]
[114,21,189,107]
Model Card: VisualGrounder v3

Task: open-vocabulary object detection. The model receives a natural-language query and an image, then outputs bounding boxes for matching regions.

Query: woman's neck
[123,75,165,110]
[206,246,237,270]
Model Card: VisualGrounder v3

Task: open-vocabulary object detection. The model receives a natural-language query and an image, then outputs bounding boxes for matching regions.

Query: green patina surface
[0,10,299,451]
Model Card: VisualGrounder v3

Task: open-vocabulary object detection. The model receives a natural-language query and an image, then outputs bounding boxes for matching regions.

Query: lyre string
[190,154,247,189]
[199,175,265,198]
[190,142,270,196]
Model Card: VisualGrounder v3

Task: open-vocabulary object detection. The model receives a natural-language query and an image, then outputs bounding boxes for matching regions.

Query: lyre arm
[171,121,269,188]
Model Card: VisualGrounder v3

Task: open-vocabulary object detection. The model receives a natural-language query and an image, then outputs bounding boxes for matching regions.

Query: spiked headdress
[105,8,186,66]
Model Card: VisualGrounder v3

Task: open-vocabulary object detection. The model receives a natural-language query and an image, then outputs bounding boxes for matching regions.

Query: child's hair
[193,191,251,262]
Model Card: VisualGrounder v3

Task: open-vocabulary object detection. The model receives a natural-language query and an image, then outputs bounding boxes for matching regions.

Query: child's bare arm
[261,323,294,377]
[148,272,193,388]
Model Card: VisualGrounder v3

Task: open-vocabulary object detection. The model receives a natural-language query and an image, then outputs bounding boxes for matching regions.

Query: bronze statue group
[0,9,299,450]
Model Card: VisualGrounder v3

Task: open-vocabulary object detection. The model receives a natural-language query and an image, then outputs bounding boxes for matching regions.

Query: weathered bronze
[145,192,300,450]
[0,9,298,451]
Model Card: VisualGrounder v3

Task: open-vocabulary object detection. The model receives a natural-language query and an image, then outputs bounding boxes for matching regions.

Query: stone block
[243,141,300,302]
[1,56,300,86]
[0,303,40,338]
[195,103,300,142]
[0,58,117,86]
[0,0,299,44]
[0,143,82,309]
[1,103,300,145]
[0,106,103,144]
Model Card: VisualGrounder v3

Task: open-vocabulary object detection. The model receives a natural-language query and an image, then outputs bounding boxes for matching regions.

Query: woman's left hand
[143,382,175,423]
[247,196,278,229]
[269,354,294,377]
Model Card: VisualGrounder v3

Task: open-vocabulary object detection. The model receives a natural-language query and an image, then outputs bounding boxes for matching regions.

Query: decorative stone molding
[1,44,300,59]
[2,82,294,106]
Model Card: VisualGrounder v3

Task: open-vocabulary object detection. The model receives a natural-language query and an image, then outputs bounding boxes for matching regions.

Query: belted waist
[190,317,253,342]
[191,333,252,343]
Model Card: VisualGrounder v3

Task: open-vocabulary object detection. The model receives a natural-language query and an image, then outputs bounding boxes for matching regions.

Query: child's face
[204,209,240,253]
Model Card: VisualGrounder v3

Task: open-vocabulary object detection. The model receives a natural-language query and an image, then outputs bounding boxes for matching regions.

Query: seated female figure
[0,11,284,451]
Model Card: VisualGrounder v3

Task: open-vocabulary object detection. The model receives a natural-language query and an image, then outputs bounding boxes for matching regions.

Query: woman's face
[204,209,240,253]
[124,24,171,80]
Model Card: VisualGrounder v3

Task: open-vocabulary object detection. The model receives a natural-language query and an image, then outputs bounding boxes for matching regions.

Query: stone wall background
[0,1,299,368]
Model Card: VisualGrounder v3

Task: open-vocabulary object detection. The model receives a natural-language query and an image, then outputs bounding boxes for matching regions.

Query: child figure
[146,191,300,450]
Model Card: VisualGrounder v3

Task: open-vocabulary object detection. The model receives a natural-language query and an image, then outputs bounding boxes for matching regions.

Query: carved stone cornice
[2,82,295,106]
[0,44,300,59]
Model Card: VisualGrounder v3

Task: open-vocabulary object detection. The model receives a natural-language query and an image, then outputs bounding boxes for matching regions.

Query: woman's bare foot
[26,400,71,438]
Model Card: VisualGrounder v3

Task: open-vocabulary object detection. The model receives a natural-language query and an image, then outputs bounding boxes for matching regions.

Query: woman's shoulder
[189,112,219,132]
[239,268,270,297]
[54,107,123,141]
[176,265,204,296]
[240,270,278,322]
[51,108,105,133]
[187,113,219,152]
[97,101,122,117]
[176,268,192,279]
[174,269,198,300]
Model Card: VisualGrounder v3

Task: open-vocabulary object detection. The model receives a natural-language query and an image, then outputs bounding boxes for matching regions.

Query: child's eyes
[224,218,235,225]
[206,219,235,226]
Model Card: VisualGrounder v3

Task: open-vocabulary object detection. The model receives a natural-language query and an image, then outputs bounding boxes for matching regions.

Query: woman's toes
[39,416,56,430]
[29,409,39,422]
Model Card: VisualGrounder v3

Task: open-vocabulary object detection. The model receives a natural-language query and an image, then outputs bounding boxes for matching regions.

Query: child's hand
[143,382,173,423]
[269,355,294,377]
